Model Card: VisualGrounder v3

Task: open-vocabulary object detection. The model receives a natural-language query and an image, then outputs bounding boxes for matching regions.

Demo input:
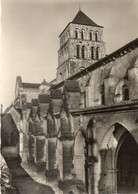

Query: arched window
[75,29,78,39]
[82,46,85,59]
[95,31,99,42]
[90,31,93,41]
[96,47,99,60]
[91,46,95,59]
[101,84,105,105]
[123,85,129,101]
[76,45,80,58]
[81,30,84,40]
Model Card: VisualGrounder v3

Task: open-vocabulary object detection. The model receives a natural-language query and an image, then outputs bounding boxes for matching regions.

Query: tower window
[90,31,93,41]
[96,47,99,60]
[91,47,95,59]
[81,30,84,40]
[123,86,129,101]
[76,45,80,58]
[82,46,85,59]
[75,29,78,39]
[95,31,99,42]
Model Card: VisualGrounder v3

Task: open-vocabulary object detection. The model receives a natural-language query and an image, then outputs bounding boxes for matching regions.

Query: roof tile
[23,83,40,89]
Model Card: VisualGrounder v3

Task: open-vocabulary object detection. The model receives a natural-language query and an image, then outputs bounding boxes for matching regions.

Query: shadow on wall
[1,113,19,159]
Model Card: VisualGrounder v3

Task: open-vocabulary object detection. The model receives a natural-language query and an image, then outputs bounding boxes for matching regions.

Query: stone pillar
[36,136,46,171]
[22,133,29,163]
[87,119,101,194]
[104,77,116,105]
[107,168,117,194]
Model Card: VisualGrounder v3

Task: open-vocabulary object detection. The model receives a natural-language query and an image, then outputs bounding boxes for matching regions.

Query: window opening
[82,46,85,59]
[76,45,80,58]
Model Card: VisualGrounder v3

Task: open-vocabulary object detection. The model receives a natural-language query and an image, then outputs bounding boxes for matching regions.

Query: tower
[56,10,106,83]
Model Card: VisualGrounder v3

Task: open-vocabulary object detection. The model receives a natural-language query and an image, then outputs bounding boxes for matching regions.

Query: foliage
[1,164,17,194]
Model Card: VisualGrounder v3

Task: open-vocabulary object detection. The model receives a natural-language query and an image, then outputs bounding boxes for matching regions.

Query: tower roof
[72,10,102,27]
[59,10,103,37]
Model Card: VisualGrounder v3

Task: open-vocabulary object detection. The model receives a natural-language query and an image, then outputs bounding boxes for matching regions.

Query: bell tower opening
[57,10,106,83]
[117,132,138,193]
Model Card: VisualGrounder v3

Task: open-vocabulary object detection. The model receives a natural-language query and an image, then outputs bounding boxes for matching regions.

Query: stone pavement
[5,157,54,194]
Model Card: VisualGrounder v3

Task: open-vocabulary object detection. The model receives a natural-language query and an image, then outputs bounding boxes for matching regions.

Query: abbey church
[2,10,138,194]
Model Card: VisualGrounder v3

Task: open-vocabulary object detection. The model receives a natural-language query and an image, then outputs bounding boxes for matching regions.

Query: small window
[123,86,129,101]
[81,30,84,40]
[96,47,99,60]
[75,29,78,39]
[91,46,95,59]
[90,31,93,41]
[95,31,99,42]
[82,46,85,59]
[101,84,105,105]
[76,45,80,58]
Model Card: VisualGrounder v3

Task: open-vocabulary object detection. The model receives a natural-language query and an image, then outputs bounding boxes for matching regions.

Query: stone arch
[99,123,138,193]
[95,31,99,41]
[91,46,95,60]
[76,44,80,58]
[96,47,100,60]
[81,29,85,40]
[90,30,94,41]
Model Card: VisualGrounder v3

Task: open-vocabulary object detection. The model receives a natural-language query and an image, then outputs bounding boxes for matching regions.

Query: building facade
[2,10,138,194]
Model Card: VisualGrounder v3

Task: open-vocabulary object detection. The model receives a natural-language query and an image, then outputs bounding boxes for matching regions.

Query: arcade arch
[100,123,138,193]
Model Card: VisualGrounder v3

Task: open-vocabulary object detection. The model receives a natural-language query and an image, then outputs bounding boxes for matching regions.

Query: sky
[1,0,138,110]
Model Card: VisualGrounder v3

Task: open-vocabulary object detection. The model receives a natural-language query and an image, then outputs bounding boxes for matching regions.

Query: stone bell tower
[56,10,106,83]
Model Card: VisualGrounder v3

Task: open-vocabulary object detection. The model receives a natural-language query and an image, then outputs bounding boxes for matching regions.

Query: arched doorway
[117,131,138,193]
[100,123,138,193]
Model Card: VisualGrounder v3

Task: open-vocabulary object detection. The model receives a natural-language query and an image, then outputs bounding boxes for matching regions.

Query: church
[2,10,138,194]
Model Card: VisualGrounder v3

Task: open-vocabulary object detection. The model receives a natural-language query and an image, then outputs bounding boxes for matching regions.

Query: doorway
[117,132,138,193]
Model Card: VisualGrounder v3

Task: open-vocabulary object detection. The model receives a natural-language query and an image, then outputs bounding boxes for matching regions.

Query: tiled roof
[50,89,62,99]
[72,10,102,27]
[22,83,40,89]
[31,99,39,106]
[38,95,50,103]
[63,80,80,92]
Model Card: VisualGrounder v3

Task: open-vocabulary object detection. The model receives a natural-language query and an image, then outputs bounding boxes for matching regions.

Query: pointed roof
[72,10,102,27]
[41,79,49,86]
[59,10,103,37]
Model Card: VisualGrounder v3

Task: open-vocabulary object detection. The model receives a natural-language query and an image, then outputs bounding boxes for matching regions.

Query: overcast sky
[1,0,138,110]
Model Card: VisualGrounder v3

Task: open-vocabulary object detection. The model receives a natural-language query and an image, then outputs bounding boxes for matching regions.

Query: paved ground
[5,157,54,194]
